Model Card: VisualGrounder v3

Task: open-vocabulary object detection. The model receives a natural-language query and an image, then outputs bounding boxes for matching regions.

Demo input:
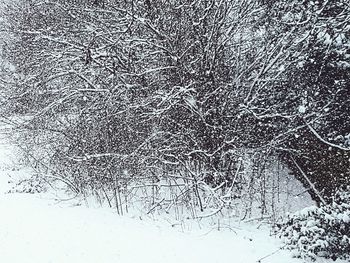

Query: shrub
[278,188,350,261]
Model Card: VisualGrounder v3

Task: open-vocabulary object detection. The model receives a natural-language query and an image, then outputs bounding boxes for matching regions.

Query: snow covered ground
[0,122,345,263]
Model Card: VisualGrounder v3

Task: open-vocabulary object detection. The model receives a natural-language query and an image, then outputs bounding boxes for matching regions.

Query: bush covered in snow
[8,174,47,194]
[278,188,350,261]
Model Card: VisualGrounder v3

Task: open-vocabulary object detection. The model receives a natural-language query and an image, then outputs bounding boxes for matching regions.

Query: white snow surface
[0,123,345,263]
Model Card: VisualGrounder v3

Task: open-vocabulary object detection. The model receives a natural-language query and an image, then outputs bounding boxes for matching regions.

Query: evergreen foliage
[278,188,350,260]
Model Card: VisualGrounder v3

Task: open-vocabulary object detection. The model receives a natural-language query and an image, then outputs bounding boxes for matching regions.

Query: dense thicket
[270,0,350,203]
[0,0,349,217]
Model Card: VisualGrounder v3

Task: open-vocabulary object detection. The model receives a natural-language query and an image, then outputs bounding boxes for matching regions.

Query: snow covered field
[0,123,345,263]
